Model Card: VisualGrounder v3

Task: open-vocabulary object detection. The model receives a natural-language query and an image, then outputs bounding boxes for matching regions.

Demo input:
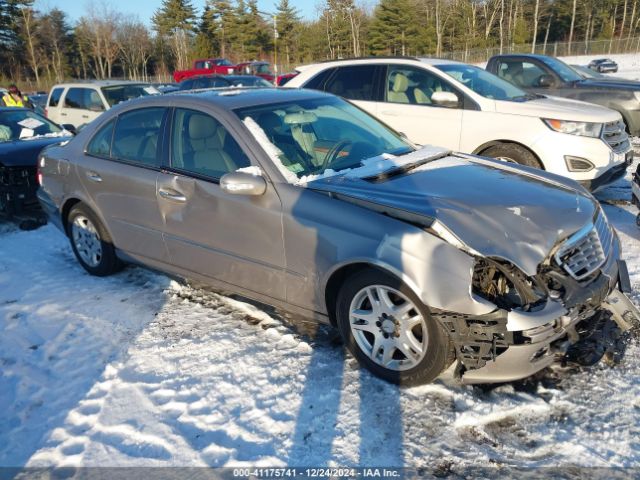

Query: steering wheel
[321,140,352,171]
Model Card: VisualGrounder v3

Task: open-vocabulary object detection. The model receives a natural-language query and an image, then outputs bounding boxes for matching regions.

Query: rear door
[77,107,169,262]
[376,64,463,149]
[61,87,106,127]
[320,64,383,118]
[156,107,286,300]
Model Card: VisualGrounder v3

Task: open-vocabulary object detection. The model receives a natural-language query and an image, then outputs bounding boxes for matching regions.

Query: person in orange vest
[2,84,32,108]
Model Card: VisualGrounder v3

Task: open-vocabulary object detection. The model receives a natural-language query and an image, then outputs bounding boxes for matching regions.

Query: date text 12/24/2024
[232,468,401,478]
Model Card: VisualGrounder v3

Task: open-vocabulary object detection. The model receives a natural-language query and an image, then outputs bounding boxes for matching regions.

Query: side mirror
[61,124,76,134]
[431,91,460,108]
[537,74,555,88]
[220,172,267,196]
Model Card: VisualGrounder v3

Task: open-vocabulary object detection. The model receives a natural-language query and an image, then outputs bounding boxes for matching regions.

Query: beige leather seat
[188,114,237,175]
[388,73,410,103]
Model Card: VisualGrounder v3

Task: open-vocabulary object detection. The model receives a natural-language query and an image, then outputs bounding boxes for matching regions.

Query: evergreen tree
[276,0,300,67]
[368,0,414,55]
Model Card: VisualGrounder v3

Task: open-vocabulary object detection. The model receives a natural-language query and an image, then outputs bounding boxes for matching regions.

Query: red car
[173,58,236,83]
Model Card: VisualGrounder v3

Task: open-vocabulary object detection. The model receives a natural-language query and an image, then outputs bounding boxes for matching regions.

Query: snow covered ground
[560,52,640,80]
[2,65,640,474]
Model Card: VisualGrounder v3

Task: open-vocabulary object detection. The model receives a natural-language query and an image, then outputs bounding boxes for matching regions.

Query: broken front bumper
[0,165,39,216]
[438,259,640,384]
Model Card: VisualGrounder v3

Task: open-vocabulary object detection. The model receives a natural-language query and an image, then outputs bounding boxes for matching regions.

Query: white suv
[46,81,160,128]
[286,58,632,190]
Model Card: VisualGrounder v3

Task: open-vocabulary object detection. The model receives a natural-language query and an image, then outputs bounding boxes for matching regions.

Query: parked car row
[173,58,296,86]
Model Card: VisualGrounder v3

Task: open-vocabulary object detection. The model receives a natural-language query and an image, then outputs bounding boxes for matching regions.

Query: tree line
[0,0,637,88]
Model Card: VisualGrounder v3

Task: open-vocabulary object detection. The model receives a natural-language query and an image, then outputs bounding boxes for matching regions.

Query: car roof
[164,87,332,110]
[490,53,552,60]
[51,80,150,88]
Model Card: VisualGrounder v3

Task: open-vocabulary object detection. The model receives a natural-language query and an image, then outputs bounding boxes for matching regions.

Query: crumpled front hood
[0,137,68,167]
[308,155,598,275]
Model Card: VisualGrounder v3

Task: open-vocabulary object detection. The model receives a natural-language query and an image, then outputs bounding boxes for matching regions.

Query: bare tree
[531,0,540,53]
[19,7,40,86]
[568,0,577,54]
[116,20,153,80]
[80,2,121,79]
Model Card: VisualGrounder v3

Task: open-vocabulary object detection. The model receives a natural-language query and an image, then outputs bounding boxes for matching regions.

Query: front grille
[602,120,630,154]
[0,166,36,187]
[554,211,613,281]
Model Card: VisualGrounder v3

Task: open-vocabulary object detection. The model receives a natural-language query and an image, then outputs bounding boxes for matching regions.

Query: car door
[61,87,105,127]
[156,107,286,300]
[77,107,169,262]
[375,64,463,149]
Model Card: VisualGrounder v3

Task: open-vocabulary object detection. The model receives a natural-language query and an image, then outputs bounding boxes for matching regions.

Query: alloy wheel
[71,215,103,268]
[349,285,428,371]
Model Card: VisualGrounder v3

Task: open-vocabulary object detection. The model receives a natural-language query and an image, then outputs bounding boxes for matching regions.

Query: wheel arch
[323,260,423,327]
[61,197,113,242]
[472,139,545,169]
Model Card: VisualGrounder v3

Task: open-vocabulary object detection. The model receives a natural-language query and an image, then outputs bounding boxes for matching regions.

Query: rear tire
[67,203,122,276]
[336,269,454,386]
[482,143,543,170]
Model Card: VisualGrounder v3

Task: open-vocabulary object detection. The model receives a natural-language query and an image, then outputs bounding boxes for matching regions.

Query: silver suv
[37,88,639,385]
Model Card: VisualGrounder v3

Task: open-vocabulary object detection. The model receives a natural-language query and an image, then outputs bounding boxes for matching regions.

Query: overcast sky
[35,0,318,25]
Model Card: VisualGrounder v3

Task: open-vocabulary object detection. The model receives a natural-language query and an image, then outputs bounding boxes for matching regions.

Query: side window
[180,79,193,90]
[112,108,166,166]
[85,89,105,111]
[48,88,64,107]
[386,66,456,106]
[323,65,377,101]
[64,88,88,109]
[497,60,546,88]
[171,108,251,179]
[86,119,115,157]
[303,67,336,90]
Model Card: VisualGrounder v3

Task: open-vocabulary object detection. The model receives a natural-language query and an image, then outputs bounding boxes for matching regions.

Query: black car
[0,107,73,217]
[589,58,619,73]
[487,54,640,134]
[176,74,272,91]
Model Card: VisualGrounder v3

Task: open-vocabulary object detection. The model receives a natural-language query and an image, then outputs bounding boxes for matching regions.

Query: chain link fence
[441,36,640,64]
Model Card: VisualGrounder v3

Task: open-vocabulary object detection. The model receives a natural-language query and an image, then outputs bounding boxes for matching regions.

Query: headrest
[189,114,218,140]
[392,73,409,93]
[284,112,318,125]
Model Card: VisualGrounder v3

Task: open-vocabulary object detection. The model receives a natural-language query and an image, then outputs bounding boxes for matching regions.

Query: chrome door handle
[60,112,67,116]
[82,115,89,119]
[85,171,102,182]
[158,188,186,203]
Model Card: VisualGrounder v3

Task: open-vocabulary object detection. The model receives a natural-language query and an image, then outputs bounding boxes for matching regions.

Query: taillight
[37,157,44,185]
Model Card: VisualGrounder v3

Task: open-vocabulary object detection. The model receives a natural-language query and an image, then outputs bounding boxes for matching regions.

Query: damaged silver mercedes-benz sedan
[37,88,640,385]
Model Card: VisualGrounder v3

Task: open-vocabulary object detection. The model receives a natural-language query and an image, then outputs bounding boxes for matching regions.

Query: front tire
[482,143,543,170]
[67,203,121,276]
[336,269,453,386]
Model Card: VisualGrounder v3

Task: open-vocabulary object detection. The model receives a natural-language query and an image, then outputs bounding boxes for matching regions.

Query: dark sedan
[0,107,72,217]
[589,58,619,73]
[176,74,272,92]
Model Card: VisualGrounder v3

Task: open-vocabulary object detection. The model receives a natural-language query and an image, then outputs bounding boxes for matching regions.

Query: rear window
[101,84,159,107]
[48,88,64,107]
[303,68,336,90]
[111,108,166,166]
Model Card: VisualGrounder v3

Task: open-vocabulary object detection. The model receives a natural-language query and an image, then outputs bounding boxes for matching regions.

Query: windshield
[215,59,233,66]
[230,77,272,87]
[236,96,414,180]
[254,64,272,74]
[0,109,65,142]
[436,64,532,101]
[570,64,603,79]
[101,84,159,107]
[539,57,582,83]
